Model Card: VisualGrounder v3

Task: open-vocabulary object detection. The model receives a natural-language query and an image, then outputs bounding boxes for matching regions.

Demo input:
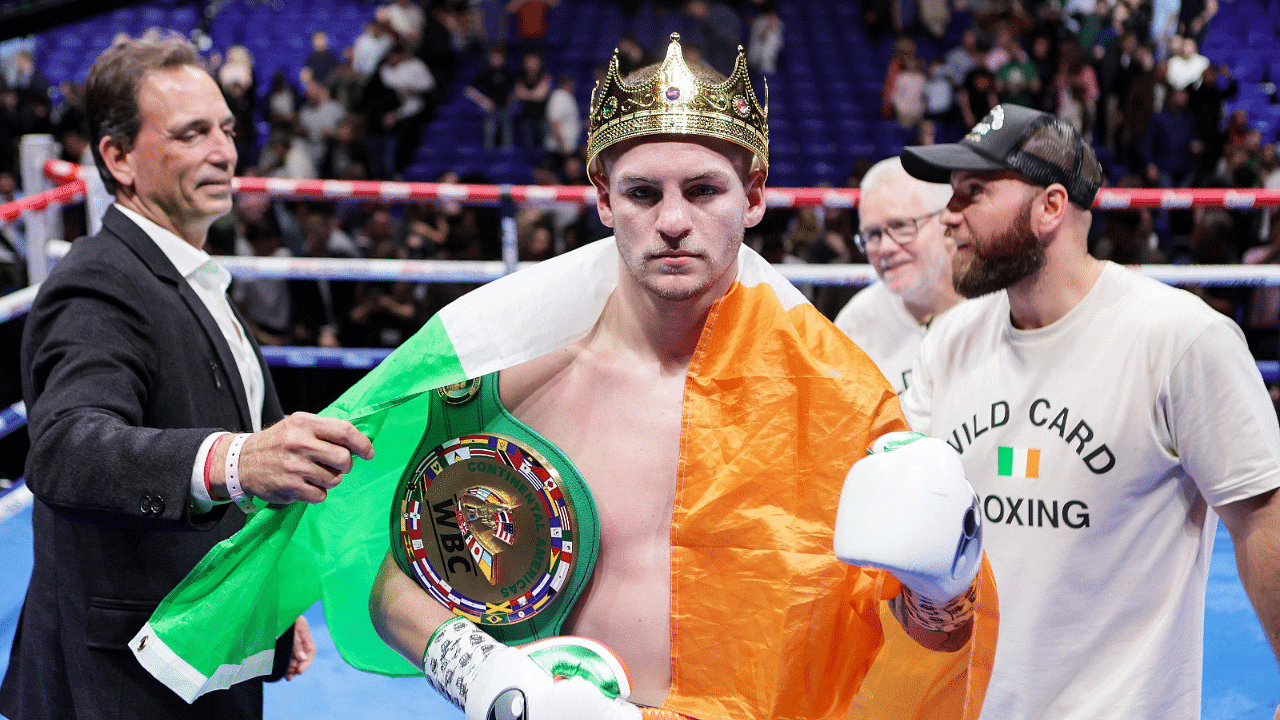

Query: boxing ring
[0,144,1278,719]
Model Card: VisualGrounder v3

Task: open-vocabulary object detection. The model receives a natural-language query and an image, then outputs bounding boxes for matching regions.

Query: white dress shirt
[115,205,264,511]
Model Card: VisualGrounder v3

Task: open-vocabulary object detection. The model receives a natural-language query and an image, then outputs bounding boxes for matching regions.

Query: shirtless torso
[499,300,690,708]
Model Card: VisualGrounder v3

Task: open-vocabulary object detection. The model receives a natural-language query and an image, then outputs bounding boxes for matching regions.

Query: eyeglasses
[854,209,945,254]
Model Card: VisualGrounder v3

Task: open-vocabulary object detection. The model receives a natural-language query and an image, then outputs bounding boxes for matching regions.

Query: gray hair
[860,156,953,213]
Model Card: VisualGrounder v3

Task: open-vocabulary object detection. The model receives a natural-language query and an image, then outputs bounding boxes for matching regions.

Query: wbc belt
[389,372,599,645]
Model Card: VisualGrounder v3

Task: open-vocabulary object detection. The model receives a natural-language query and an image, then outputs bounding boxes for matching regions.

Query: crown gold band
[586,32,769,171]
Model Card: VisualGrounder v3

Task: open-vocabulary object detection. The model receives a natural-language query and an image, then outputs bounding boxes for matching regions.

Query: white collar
[115,204,216,281]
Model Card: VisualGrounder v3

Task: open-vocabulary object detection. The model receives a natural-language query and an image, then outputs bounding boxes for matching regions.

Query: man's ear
[590,170,614,228]
[99,135,134,192]
[1035,183,1070,237]
[743,168,767,229]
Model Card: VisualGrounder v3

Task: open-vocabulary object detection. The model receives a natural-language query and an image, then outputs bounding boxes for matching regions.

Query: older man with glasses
[834,156,966,394]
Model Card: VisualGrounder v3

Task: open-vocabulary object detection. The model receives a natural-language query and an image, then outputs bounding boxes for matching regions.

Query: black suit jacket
[0,207,287,720]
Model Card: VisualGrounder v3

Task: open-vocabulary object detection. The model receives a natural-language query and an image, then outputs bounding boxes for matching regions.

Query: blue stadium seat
[767,160,801,187]
[488,161,532,185]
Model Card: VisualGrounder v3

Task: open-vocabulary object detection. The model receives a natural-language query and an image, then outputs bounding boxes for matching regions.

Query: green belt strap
[389,371,600,645]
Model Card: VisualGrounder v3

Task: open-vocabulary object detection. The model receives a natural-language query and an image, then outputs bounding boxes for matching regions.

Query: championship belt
[390,373,600,646]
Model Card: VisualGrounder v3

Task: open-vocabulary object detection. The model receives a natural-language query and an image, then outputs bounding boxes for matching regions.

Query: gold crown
[586,33,768,172]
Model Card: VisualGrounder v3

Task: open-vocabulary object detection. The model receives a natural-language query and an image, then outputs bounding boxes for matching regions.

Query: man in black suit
[0,34,374,720]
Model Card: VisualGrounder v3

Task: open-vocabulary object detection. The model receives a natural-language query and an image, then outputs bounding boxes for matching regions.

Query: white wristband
[224,432,256,514]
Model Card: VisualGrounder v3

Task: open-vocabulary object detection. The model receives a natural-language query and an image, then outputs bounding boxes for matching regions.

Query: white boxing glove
[834,431,982,621]
[423,616,643,720]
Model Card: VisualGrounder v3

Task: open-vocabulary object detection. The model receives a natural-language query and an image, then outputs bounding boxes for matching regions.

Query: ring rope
[0,401,26,442]
[22,160,1280,211]
[0,483,32,526]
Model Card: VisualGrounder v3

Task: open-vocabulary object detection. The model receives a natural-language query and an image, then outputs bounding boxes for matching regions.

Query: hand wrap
[423,616,643,720]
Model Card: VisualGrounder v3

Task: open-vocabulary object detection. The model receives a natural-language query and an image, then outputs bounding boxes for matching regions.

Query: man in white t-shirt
[543,73,581,158]
[1166,35,1211,91]
[899,102,1280,720]
[833,157,964,394]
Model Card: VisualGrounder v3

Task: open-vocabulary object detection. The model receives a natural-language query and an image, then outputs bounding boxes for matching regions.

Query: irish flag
[998,446,1041,478]
[131,238,996,720]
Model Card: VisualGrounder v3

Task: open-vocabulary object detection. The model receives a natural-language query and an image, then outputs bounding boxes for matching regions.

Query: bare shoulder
[498,344,581,412]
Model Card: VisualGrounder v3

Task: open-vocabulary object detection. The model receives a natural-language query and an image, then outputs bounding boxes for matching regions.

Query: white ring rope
[0,484,32,526]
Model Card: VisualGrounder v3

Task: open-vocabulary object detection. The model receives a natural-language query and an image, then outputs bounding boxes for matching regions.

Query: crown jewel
[586,33,768,171]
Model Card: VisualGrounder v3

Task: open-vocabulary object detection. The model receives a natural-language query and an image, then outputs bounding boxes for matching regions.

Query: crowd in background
[0,0,1278,367]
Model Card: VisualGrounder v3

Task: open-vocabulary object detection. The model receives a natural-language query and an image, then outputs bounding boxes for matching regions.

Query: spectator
[1143,87,1199,189]
[362,43,435,178]
[746,7,784,76]
[1117,43,1157,175]
[1053,44,1099,138]
[465,46,516,150]
[807,206,860,318]
[319,116,370,180]
[1260,143,1280,241]
[3,49,53,144]
[943,28,984,88]
[1072,0,1109,54]
[1165,34,1209,91]
[403,197,451,259]
[298,76,347,167]
[1183,208,1246,315]
[220,75,259,173]
[1093,177,1166,264]
[882,36,920,120]
[451,0,490,49]
[1179,0,1218,44]
[327,46,366,112]
[231,218,293,346]
[515,208,556,261]
[984,24,1015,73]
[258,130,318,180]
[217,45,256,97]
[1026,32,1058,110]
[1224,107,1252,150]
[685,0,742,75]
[923,58,956,128]
[264,68,300,135]
[959,64,1000,129]
[1189,62,1237,180]
[1150,0,1182,58]
[353,16,395,78]
[995,39,1042,108]
[53,77,91,144]
[917,0,951,39]
[889,55,928,129]
[505,0,558,55]
[1097,28,1140,150]
[7,49,49,107]
[383,0,426,49]
[543,73,582,159]
[291,204,358,348]
[304,31,340,85]
[512,51,551,149]
[421,5,465,92]
[347,215,421,348]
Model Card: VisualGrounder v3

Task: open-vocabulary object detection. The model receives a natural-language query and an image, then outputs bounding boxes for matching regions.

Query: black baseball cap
[900,104,1103,208]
